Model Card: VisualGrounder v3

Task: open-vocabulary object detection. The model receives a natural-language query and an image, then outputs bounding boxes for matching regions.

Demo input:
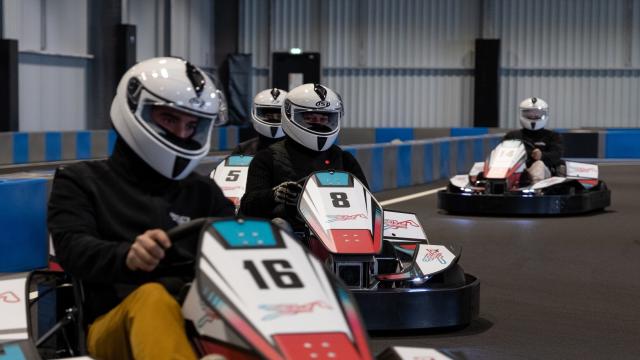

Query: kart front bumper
[353,273,480,331]
[437,186,611,215]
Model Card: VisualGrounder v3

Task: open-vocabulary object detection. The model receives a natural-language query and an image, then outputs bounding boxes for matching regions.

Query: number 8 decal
[330,192,350,208]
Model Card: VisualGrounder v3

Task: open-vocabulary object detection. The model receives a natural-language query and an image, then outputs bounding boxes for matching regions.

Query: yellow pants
[87,283,197,360]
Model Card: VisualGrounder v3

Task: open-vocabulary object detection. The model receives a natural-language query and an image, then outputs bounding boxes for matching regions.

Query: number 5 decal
[226,170,241,181]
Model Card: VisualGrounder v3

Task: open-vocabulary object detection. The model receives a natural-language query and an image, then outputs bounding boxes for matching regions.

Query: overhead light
[290,48,302,55]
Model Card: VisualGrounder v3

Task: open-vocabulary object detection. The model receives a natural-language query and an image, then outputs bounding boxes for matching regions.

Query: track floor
[371,163,640,360]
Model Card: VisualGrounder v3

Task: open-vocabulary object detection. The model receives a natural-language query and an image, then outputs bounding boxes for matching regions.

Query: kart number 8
[330,192,350,208]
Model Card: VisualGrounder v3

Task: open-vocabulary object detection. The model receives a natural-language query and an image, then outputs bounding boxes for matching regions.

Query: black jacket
[47,138,235,323]
[231,135,281,156]
[240,138,369,220]
[504,128,563,170]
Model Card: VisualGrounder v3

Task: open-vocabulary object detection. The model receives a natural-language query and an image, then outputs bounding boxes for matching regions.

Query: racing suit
[240,138,369,224]
[504,128,563,182]
[48,138,235,359]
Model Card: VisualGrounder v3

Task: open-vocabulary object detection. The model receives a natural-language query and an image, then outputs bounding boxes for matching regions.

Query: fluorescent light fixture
[290,48,302,54]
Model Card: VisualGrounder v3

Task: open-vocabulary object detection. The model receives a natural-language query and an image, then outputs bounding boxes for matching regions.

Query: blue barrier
[375,128,414,143]
[12,133,29,164]
[45,132,62,161]
[451,128,489,137]
[344,134,504,192]
[0,128,240,165]
[76,131,92,160]
[605,131,640,158]
[396,144,412,188]
[0,178,48,272]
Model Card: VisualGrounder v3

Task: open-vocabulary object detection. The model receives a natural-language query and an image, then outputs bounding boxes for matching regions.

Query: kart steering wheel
[158,218,210,270]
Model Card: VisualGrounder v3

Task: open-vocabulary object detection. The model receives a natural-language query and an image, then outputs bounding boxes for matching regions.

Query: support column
[0,39,18,131]
[88,0,122,129]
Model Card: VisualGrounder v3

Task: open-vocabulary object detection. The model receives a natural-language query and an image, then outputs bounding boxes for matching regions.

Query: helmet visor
[255,107,282,124]
[140,104,213,151]
[292,109,340,134]
[521,108,548,121]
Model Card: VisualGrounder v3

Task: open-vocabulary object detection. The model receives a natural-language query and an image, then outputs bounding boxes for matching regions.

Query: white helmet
[110,57,226,180]
[251,88,287,139]
[281,84,343,151]
[519,97,549,131]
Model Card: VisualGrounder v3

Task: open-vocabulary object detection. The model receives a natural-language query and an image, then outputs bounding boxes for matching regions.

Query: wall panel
[325,69,474,127]
[127,0,166,61]
[19,54,88,131]
[500,69,640,129]
[170,0,214,68]
[493,0,629,69]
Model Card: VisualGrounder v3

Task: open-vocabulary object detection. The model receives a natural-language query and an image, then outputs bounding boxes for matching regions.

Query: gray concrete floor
[370,163,640,360]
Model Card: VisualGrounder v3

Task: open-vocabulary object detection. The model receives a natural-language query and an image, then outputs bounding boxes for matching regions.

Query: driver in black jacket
[503,97,563,183]
[231,88,287,155]
[240,84,368,227]
[48,58,234,360]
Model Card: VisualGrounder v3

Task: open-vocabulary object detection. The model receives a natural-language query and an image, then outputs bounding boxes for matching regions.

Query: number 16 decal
[244,259,303,289]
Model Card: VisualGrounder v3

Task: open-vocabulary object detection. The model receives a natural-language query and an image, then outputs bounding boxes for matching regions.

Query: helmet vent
[126,78,143,111]
[532,97,537,104]
[186,61,206,97]
[314,84,327,101]
[270,88,281,100]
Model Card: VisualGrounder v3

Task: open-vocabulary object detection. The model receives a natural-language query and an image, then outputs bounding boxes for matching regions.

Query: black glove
[273,181,303,206]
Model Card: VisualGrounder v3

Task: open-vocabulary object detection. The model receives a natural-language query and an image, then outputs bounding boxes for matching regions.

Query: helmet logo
[189,97,206,108]
[315,100,330,108]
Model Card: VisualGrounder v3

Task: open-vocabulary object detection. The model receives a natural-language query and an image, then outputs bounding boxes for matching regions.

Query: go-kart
[210,154,254,210]
[1,217,458,359]
[296,171,480,331]
[438,139,611,215]
[0,271,91,359]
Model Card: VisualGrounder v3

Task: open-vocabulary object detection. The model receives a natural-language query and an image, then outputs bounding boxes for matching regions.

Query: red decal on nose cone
[0,291,20,303]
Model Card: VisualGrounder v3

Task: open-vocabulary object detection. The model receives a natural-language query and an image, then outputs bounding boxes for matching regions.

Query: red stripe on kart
[197,338,259,360]
[330,229,375,253]
[273,333,364,360]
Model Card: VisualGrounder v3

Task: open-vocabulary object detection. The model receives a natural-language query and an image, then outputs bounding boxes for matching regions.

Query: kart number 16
[244,260,303,289]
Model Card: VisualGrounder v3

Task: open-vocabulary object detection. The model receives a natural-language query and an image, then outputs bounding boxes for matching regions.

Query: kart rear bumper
[353,274,480,331]
[437,186,611,215]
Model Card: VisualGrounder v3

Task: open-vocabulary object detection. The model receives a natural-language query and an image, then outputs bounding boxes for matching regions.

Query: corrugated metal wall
[491,0,640,128]
[240,0,478,128]
[3,0,89,131]
[127,0,214,69]
[240,0,640,129]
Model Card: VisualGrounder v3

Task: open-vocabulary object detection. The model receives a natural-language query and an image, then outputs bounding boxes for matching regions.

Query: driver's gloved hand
[273,181,303,206]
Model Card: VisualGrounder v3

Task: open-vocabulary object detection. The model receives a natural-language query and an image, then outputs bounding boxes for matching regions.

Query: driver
[503,97,563,183]
[48,57,235,360]
[231,88,287,155]
[240,83,368,226]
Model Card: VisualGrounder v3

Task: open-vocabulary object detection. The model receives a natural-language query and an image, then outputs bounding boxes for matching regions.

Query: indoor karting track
[371,162,640,360]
